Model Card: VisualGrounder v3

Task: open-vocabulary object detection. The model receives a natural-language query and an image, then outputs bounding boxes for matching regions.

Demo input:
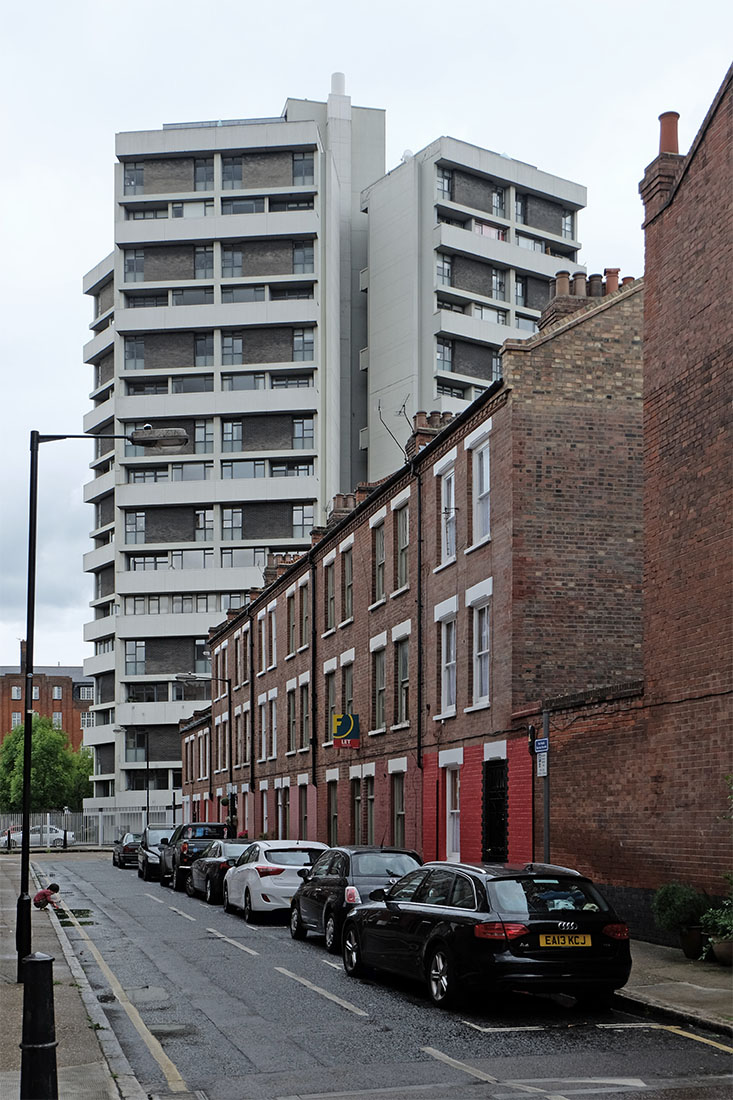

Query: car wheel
[427,945,455,1008]
[342,924,365,977]
[324,911,341,955]
[142,860,151,882]
[52,838,63,848]
[112,852,118,867]
[205,879,219,905]
[159,867,169,887]
[185,874,196,898]
[173,867,185,892]
[290,903,307,940]
[243,888,256,924]
[223,885,234,914]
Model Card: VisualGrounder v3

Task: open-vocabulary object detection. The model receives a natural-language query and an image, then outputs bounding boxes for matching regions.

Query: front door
[482,758,508,862]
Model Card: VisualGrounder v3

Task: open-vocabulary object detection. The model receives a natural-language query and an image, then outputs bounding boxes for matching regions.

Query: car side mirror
[370,887,387,902]
[297,867,310,880]
[160,838,169,846]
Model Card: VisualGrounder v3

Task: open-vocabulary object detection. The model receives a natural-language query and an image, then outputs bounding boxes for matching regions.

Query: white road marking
[169,906,196,922]
[144,892,164,904]
[322,959,342,970]
[275,966,368,1017]
[423,1047,571,1098]
[207,927,258,956]
[61,909,189,1093]
[464,1021,545,1033]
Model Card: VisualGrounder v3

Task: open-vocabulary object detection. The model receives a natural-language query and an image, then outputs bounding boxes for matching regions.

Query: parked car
[224,839,328,922]
[341,861,631,1008]
[291,846,422,953]
[137,824,175,881]
[112,832,141,868]
[159,822,229,891]
[9,824,75,848]
[186,841,250,904]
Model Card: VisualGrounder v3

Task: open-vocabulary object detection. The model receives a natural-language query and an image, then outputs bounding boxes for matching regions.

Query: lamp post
[176,673,234,828]
[16,425,188,984]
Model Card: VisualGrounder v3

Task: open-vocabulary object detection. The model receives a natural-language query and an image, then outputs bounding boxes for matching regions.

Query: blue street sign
[534,737,549,753]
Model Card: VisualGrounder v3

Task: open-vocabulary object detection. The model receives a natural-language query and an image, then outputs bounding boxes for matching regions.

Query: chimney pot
[572,272,587,297]
[555,270,570,296]
[604,267,620,294]
[588,273,603,297]
[659,111,680,155]
[621,275,635,287]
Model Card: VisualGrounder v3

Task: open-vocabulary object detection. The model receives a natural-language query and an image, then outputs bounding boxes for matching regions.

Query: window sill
[367,727,386,737]
[256,670,266,678]
[338,617,354,629]
[390,721,410,731]
[257,756,267,763]
[464,535,490,555]
[321,629,336,640]
[368,597,386,612]
[285,652,295,661]
[390,585,409,600]
[464,700,490,713]
[297,746,310,753]
[433,558,456,575]
[285,750,297,757]
[432,709,456,722]
[297,644,309,654]
[322,740,334,748]
[267,753,277,761]
[267,664,277,672]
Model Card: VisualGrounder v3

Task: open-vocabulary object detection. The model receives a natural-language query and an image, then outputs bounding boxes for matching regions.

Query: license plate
[540,933,591,947]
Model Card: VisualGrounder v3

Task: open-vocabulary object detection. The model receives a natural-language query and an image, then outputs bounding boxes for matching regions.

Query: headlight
[147,852,160,863]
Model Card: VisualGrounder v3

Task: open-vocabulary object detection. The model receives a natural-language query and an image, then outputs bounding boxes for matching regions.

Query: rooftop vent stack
[331,72,346,95]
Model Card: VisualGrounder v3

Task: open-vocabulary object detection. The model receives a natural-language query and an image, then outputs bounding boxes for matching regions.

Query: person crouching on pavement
[33,883,62,911]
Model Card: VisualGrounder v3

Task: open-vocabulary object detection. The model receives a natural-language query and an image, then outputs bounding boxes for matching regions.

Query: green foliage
[0,717,92,812]
[700,899,733,941]
[652,883,710,931]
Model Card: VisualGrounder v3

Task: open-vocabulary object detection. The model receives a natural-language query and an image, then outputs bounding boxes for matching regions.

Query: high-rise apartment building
[82,77,385,809]
[82,77,586,811]
[361,138,586,478]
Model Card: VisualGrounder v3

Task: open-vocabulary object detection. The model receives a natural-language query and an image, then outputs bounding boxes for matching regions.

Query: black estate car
[159,822,228,891]
[137,824,175,881]
[186,840,250,904]
[290,846,422,953]
[341,861,631,1008]
[112,832,141,868]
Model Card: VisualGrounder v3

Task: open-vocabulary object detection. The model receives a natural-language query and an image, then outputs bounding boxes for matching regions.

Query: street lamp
[16,425,188,983]
[175,673,234,830]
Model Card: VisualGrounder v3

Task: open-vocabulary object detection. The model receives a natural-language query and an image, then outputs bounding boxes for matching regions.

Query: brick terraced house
[0,642,93,753]
[181,267,644,870]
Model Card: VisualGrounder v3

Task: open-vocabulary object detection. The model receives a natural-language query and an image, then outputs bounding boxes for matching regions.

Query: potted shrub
[652,883,709,958]
[700,899,733,966]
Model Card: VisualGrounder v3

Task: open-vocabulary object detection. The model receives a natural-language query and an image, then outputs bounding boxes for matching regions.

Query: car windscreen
[352,852,421,878]
[146,829,171,845]
[489,877,611,917]
[128,834,142,842]
[265,848,323,866]
[222,843,249,860]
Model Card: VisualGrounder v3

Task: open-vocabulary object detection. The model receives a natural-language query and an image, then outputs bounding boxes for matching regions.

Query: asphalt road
[36,854,733,1100]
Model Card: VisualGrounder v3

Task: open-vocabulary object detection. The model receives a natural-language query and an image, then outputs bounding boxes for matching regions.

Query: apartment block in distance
[82,76,385,810]
[361,139,586,478]
[0,642,93,753]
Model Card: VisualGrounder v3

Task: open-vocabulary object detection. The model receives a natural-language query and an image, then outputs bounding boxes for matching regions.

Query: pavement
[0,850,731,1100]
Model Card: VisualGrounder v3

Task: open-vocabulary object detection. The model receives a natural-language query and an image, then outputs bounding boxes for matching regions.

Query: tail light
[218,860,230,869]
[344,886,362,905]
[123,845,134,854]
[474,921,529,941]
[181,842,189,856]
[255,865,284,877]
[602,922,630,940]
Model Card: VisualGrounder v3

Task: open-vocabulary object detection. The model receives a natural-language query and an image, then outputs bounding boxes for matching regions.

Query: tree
[0,717,92,812]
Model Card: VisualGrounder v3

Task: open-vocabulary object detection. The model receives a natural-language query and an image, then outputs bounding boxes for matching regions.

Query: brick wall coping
[502,278,643,352]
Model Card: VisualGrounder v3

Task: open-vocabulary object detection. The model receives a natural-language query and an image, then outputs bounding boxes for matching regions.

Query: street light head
[128,426,189,453]
[175,672,209,683]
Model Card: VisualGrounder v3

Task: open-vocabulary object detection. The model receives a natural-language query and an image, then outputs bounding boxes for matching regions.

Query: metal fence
[0,808,181,847]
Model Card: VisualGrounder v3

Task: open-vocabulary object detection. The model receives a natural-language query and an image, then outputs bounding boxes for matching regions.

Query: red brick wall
[507,737,533,863]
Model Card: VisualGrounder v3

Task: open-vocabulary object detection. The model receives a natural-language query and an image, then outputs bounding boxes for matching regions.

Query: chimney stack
[640,109,685,224]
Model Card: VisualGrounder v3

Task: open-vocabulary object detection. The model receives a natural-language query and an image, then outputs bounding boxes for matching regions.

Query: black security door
[482,759,508,862]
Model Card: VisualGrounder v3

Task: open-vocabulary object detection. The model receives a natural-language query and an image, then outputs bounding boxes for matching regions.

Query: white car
[9,824,75,848]
[223,839,328,922]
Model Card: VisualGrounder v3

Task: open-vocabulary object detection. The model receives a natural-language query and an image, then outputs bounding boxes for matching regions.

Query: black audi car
[341,861,631,1008]
[290,846,422,953]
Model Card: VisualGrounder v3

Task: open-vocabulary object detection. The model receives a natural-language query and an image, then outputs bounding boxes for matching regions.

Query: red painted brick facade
[0,644,93,753]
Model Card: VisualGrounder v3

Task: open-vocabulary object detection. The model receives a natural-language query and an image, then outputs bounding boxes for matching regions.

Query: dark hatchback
[112,832,141,868]
[291,846,422,953]
[341,861,631,1008]
[160,822,229,890]
[186,840,250,904]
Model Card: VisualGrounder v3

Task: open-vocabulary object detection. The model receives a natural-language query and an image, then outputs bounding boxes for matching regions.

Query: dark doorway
[482,759,508,862]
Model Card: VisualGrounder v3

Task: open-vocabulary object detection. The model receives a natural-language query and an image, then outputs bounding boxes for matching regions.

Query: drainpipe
[248,615,255,793]
[415,461,424,770]
[310,556,318,788]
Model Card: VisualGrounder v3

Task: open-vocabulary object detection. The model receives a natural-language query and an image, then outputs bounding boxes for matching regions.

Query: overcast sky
[1,0,730,669]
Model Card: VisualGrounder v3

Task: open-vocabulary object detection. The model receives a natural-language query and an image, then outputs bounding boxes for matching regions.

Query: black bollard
[20,952,58,1100]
